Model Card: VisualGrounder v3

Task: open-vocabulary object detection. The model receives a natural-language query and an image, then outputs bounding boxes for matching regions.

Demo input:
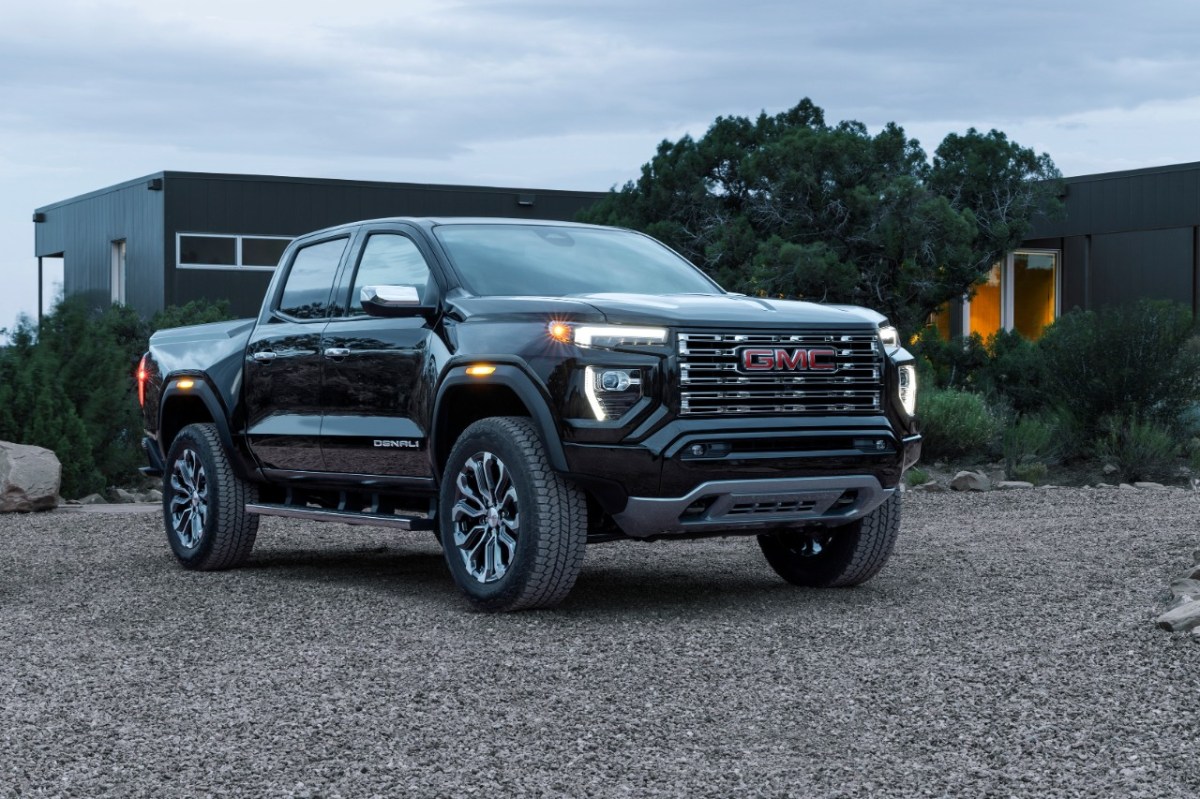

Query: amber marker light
[465,364,496,377]
[176,379,195,390]
[547,321,573,343]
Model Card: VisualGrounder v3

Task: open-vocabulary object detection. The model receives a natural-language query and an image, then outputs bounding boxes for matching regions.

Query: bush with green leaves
[0,297,233,498]
[1038,301,1200,438]
[918,387,999,461]
[1095,415,1179,482]
[1001,413,1066,477]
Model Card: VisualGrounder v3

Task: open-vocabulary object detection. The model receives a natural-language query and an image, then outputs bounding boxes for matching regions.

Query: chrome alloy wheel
[169,448,209,548]
[451,451,519,584]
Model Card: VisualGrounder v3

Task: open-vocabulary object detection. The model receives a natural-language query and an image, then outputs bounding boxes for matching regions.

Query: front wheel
[439,417,587,612]
[163,423,259,570]
[758,493,901,587]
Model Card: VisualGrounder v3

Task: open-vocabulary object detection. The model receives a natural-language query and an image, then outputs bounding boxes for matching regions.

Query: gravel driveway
[2,489,1198,798]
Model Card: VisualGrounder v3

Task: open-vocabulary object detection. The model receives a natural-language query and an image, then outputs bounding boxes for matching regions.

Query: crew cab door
[318,226,439,477]
[243,235,351,472]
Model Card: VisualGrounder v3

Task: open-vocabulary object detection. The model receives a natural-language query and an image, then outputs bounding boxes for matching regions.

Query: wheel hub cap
[451,451,519,584]
[168,448,209,549]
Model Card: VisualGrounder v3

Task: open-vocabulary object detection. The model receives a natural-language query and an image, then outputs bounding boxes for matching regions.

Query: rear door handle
[324,347,351,359]
[252,351,277,363]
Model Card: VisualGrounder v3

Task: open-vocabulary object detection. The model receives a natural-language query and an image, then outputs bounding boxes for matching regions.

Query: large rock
[0,441,62,513]
[950,470,991,492]
[1156,599,1200,632]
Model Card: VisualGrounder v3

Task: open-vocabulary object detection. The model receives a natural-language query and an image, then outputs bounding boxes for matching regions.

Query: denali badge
[736,347,837,373]
[374,439,421,449]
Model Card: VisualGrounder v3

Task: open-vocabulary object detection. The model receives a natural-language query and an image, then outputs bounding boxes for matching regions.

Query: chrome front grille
[678,330,884,416]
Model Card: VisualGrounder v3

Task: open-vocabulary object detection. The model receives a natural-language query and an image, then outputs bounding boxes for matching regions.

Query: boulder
[145,489,164,503]
[996,481,1034,490]
[110,488,140,503]
[78,493,107,505]
[0,442,62,513]
[1170,578,1200,599]
[1133,482,1166,490]
[1156,599,1200,632]
[1102,463,1119,475]
[910,481,947,493]
[950,470,991,492]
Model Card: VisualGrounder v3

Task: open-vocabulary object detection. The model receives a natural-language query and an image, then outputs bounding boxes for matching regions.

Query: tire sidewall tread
[758,493,902,588]
[163,423,259,571]
[439,416,586,612]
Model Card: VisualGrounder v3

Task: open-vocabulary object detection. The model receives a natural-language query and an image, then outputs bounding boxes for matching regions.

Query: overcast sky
[4,0,1200,332]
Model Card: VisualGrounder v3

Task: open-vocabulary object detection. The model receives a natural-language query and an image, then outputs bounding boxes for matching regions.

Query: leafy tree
[580,99,1063,334]
[0,297,234,498]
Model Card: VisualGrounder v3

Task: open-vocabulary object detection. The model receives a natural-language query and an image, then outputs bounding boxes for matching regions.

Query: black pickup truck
[138,218,921,611]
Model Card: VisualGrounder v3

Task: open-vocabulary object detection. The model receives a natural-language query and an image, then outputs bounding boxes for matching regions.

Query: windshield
[433,224,723,297]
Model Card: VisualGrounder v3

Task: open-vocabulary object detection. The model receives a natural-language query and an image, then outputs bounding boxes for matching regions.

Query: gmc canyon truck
[139,218,921,612]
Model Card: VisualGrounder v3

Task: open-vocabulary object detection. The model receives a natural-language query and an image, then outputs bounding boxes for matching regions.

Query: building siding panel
[34,177,165,316]
[1089,227,1193,309]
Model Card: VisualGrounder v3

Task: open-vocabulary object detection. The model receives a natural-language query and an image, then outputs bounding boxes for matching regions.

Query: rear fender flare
[158,376,252,480]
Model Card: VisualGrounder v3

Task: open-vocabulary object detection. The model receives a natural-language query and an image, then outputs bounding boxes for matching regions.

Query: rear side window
[349,234,433,313]
[277,238,349,320]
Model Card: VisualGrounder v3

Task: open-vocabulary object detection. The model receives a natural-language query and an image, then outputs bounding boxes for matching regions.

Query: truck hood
[577,293,883,329]
[450,293,883,329]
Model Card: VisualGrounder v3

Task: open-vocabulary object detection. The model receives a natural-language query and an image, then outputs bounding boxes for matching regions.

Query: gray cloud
[3,0,1200,332]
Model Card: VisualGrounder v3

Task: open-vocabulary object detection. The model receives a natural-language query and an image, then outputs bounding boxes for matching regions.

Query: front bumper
[611,474,894,538]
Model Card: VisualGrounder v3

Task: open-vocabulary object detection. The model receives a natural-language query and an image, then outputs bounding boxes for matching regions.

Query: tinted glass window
[350,234,432,313]
[243,237,291,267]
[179,235,235,265]
[433,225,720,297]
[278,238,348,320]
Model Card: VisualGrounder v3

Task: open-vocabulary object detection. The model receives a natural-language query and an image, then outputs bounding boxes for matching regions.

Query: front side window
[277,238,349,320]
[433,224,721,297]
[350,234,433,313]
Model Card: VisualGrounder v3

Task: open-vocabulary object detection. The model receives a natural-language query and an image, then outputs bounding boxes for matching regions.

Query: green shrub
[0,297,234,497]
[1095,415,1178,482]
[1010,461,1049,485]
[910,327,988,391]
[919,387,999,461]
[905,467,930,487]
[976,329,1046,413]
[1038,301,1200,438]
[1001,413,1065,476]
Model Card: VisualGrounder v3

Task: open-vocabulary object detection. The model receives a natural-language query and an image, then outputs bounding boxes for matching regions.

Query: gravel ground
[2,489,1199,798]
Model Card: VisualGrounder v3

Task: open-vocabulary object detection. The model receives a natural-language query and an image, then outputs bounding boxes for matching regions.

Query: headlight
[584,366,643,420]
[564,324,667,349]
[878,325,901,354]
[898,364,917,416]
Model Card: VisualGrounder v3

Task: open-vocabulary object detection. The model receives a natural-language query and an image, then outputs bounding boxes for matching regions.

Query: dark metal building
[941,160,1200,340]
[33,171,605,319]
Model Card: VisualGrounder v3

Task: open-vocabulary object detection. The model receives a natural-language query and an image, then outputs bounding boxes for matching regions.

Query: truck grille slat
[678,330,883,416]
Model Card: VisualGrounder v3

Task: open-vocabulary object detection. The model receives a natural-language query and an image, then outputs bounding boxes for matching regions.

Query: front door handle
[252,351,277,363]
[324,347,351,360]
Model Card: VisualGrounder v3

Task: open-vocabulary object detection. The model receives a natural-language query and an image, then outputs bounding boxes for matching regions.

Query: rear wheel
[758,493,901,587]
[163,423,259,570]
[439,417,586,612]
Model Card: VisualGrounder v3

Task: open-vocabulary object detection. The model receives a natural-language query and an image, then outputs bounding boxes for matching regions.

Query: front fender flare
[432,362,569,477]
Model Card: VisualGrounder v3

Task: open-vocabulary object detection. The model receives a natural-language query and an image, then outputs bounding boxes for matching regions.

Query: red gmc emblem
[737,347,838,373]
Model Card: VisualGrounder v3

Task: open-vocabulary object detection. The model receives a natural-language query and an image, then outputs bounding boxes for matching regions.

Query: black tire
[163,423,259,570]
[758,493,901,587]
[439,417,586,612]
